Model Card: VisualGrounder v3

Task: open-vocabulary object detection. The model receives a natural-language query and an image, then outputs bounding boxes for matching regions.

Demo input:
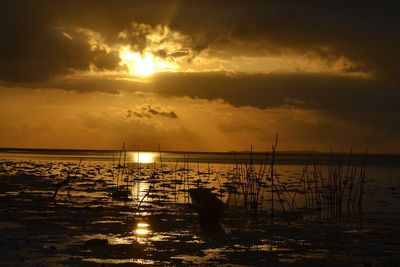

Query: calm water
[1,148,400,165]
[1,148,400,265]
[1,148,400,214]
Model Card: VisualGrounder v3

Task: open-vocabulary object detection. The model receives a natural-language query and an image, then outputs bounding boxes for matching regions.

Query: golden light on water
[119,47,178,76]
[132,152,157,164]
[135,228,150,236]
[137,222,149,228]
[135,221,151,244]
[134,181,150,203]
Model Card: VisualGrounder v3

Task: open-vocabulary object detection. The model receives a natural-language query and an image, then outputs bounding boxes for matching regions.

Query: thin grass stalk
[270,134,278,224]
[273,174,291,224]
[274,174,298,220]
[291,150,314,208]
[256,153,270,211]
[174,159,178,203]
[357,150,367,213]
[258,153,270,210]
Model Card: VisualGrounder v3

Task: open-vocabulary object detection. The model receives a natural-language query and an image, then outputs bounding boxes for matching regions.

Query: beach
[0,150,399,266]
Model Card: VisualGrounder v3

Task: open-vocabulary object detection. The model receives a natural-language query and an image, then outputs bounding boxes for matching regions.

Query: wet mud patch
[1,159,400,266]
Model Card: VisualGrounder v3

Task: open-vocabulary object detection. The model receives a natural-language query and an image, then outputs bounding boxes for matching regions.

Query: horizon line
[0,146,398,156]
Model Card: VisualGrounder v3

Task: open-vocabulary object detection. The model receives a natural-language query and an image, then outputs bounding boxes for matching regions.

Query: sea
[1,148,400,265]
[1,148,400,165]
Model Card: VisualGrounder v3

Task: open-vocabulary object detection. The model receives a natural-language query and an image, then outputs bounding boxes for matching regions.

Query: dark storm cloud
[4,71,398,114]
[148,72,400,113]
[0,1,119,82]
[172,1,400,81]
[1,1,399,83]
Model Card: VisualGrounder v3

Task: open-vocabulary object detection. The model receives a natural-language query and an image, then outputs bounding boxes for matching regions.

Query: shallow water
[1,154,400,266]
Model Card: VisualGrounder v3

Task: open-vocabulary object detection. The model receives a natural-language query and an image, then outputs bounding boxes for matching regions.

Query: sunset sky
[1,1,399,152]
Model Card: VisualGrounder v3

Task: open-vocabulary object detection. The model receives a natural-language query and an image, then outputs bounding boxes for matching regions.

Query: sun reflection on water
[137,222,150,228]
[134,181,150,202]
[136,228,150,236]
[135,221,151,244]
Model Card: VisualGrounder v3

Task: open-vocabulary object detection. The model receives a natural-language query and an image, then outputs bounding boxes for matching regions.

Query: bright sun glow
[133,152,156,164]
[119,47,178,76]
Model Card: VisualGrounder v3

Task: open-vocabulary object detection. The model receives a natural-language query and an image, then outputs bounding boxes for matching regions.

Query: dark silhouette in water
[189,188,225,231]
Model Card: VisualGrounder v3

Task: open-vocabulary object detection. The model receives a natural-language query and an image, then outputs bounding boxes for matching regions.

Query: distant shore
[1,147,400,166]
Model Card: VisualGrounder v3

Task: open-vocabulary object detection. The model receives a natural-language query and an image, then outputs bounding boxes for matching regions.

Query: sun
[119,47,177,77]
[120,50,155,76]
[132,152,156,163]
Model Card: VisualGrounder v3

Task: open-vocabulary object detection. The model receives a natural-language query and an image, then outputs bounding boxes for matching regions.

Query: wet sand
[1,158,400,266]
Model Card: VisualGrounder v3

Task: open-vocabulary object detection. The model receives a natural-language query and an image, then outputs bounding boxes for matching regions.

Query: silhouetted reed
[111,143,132,201]
[52,158,83,202]
[224,141,367,225]
[227,134,280,222]
[104,141,368,227]
[292,148,368,223]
